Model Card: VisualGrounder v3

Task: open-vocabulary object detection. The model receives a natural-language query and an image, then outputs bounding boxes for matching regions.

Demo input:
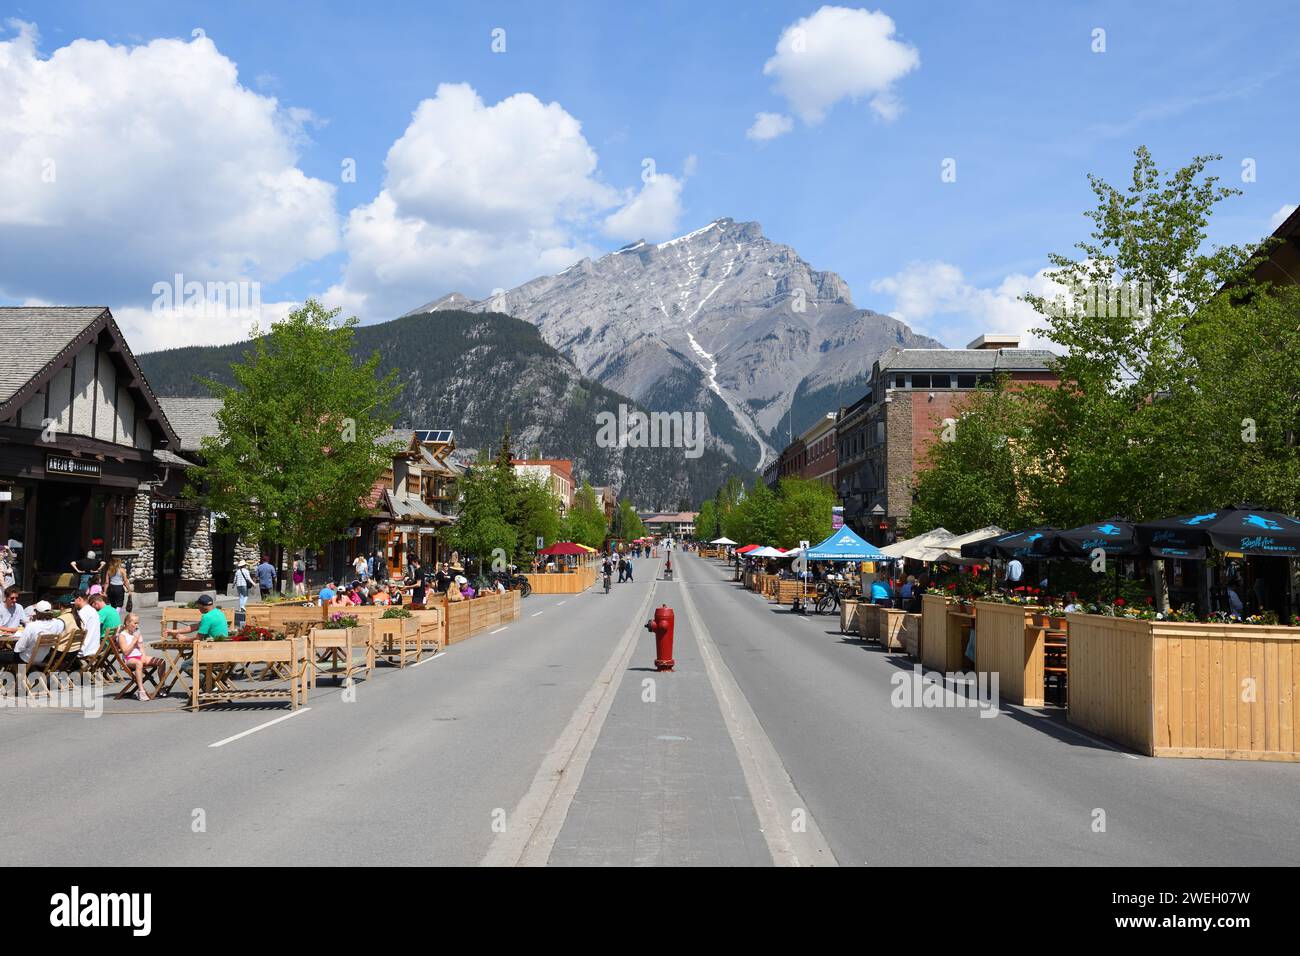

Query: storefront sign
[46,455,101,478]
[150,497,200,512]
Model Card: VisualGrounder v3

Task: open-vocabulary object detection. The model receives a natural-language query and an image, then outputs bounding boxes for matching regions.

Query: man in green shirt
[163,594,229,641]
[90,592,121,633]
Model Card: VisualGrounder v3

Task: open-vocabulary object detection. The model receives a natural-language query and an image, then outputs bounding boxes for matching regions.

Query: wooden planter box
[445,591,519,644]
[840,599,859,635]
[774,580,804,604]
[524,571,595,594]
[900,613,922,659]
[1067,614,1300,761]
[859,603,881,643]
[921,594,970,673]
[372,616,422,667]
[190,637,309,710]
[879,608,908,653]
[974,601,1047,707]
[307,624,373,687]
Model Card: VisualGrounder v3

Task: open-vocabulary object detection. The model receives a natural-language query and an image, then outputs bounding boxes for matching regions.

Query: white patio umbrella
[711,536,738,546]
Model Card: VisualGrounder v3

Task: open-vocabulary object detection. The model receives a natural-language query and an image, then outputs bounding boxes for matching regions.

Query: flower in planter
[325,614,360,630]
[381,607,412,619]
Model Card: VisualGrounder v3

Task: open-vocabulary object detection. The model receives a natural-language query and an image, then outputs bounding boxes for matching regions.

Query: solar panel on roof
[416,429,453,444]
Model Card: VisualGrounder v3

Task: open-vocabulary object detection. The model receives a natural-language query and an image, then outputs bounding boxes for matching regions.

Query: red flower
[1146,596,1154,605]
[1115,598,1126,607]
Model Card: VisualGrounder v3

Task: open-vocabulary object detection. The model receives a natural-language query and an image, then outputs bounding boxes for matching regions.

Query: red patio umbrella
[736,544,761,554]
[538,542,588,556]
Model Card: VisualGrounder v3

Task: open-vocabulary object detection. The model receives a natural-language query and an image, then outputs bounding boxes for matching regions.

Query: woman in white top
[117,612,167,701]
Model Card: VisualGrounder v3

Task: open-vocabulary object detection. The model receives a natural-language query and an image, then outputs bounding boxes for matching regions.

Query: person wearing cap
[0,599,64,666]
[163,595,228,641]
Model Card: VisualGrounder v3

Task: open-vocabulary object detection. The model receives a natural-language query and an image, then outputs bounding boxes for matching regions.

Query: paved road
[2,551,1297,866]
[682,552,1300,865]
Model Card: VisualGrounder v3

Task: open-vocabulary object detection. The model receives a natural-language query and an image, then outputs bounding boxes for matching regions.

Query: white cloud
[870,260,1063,351]
[602,172,685,242]
[746,111,794,141]
[1270,204,1297,230]
[0,21,339,333]
[337,83,688,317]
[761,6,919,125]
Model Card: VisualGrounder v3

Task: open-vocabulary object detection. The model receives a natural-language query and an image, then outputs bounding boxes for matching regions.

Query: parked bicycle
[488,570,532,598]
[815,581,849,615]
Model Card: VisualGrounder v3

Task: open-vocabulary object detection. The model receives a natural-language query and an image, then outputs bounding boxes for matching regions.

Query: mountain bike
[603,572,612,593]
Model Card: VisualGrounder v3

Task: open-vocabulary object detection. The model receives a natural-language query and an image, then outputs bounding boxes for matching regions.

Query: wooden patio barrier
[879,608,908,652]
[1067,614,1300,761]
[839,599,858,635]
[190,637,309,710]
[974,601,1047,707]
[774,580,804,604]
[445,591,521,645]
[859,603,881,643]
[900,612,922,659]
[921,594,968,673]
[524,568,597,594]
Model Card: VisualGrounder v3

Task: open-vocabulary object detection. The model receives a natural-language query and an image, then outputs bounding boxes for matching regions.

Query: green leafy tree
[910,382,1041,534]
[723,479,781,545]
[775,477,836,547]
[512,472,563,561]
[445,450,517,573]
[563,482,608,548]
[694,499,719,540]
[190,299,402,559]
[615,499,646,540]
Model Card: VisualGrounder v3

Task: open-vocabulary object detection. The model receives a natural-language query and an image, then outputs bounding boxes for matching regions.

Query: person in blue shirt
[317,581,337,606]
[255,556,277,594]
[870,575,893,607]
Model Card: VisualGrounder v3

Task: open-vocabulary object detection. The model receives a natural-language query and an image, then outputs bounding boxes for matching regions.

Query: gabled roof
[0,307,180,448]
[158,397,223,452]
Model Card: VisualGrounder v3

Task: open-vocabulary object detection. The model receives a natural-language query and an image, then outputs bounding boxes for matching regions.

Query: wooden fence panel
[974,601,1045,707]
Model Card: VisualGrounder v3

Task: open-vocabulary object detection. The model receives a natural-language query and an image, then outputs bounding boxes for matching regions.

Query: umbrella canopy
[1136,506,1300,558]
[747,546,787,558]
[710,536,738,546]
[880,527,954,560]
[924,525,1007,564]
[805,527,890,561]
[961,527,1057,559]
[538,542,588,556]
[735,544,762,554]
[1053,518,1144,558]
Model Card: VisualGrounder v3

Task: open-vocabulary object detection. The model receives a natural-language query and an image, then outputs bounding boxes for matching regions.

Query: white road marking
[531,611,543,617]
[208,708,311,748]
[411,651,447,667]
[676,558,838,867]
[556,600,566,605]
[490,627,509,634]
[481,580,660,867]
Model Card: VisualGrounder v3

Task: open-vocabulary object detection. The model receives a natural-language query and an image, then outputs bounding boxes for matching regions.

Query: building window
[894,374,905,388]
[957,373,977,388]
[111,494,134,551]
[911,374,930,389]
[931,373,951,388]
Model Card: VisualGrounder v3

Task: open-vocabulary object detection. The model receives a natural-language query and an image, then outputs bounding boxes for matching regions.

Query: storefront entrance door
[154,511,184,601]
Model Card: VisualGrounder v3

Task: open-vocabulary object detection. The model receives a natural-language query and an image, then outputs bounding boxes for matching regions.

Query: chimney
[966,334,1020,350]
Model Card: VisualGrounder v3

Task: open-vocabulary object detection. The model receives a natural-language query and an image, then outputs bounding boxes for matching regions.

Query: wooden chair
[22,630,79,697]
[109,632,165,700]
[75,626,119,686]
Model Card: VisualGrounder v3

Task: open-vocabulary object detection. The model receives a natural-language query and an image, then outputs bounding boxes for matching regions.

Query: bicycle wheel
[520,579,532,598]
[815,594,832,614]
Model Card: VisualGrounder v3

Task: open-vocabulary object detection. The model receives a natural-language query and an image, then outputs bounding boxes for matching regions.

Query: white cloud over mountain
[870,260,1062,350]
[331,82,689,319]
[760,6,919,127]
[0,21,339,349]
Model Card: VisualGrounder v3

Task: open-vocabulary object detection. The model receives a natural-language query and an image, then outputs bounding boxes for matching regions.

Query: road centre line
[208,708,311,748]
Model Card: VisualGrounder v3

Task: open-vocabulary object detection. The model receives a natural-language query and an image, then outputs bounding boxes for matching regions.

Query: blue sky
[2,1,1296,351]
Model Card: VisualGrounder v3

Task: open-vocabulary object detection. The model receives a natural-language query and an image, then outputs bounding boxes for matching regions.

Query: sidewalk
[548,580,771,867]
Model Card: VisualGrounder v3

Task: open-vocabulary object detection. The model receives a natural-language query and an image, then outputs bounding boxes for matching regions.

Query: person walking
[104,558,131,612]
[233,560,255,613]
[292,558,306,596]
[625,558,634,583]
[0,546,15,589]
[374,550,389,585]
[353,552,368,584]
[255,555,277,598]
[617,555,627,583]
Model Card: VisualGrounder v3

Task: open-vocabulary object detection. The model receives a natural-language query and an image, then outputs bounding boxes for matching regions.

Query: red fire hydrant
[645,604,676,672]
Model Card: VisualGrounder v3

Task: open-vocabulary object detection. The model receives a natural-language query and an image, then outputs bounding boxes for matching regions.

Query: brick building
[836,335,1058,543]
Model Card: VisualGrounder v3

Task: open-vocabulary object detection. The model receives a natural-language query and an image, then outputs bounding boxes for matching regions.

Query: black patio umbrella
[1052,518,1144,558]
[1135,506,1300,558]
[991,527,1058,559]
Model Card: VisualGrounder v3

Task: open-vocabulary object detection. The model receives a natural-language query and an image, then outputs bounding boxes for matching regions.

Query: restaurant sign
[46,455,101,478]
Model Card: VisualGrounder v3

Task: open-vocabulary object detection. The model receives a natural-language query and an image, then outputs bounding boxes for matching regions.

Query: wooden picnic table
[150,639,195,697]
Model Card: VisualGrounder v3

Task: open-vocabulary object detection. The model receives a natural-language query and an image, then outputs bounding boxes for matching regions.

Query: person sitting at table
[446,578,465,602]
[317,581,337,605]
[72,591,102,660]
[163,594,228,642]
[90,590,121,636]
[372,584,392,606]
[0,600,64,668]
[1,585,28,635]
[459,576,475,599]
[117,612,167,701]
[329,588,351,609]
[870,574,894,607]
